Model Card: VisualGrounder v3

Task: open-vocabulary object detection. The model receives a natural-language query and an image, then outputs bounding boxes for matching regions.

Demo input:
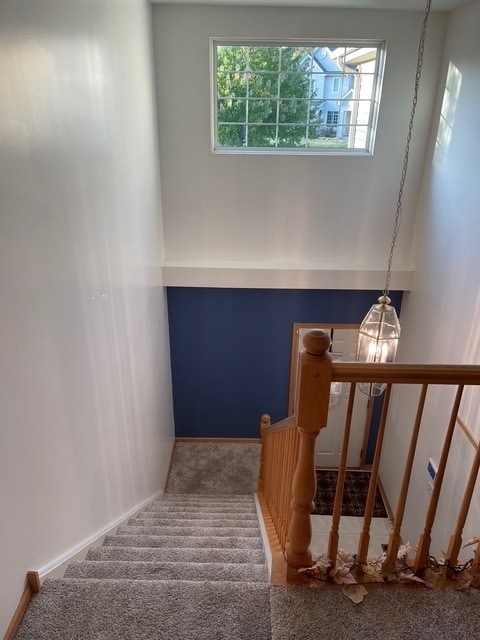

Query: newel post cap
[302,329,331,356]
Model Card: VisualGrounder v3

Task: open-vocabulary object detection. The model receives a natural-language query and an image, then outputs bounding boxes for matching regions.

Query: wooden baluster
[280,430,289,548]
[258,414,271,492]
[357,384,392,565]
[265,431,274,510]
[275,434,283,529]
[328,383,356,567]
[290,430,297,521]
[446,429,480,567]
[384,384,428,569]
[271,434,279,532]
[263,430,269,501]
[279,431,288,545]
[286,428,297,531]
[286,330,332,572]
[280,430,290,546]
[414,385,464,573]
[275,431,283,545]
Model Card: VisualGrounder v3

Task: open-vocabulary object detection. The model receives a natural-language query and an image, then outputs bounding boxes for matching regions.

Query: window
[212,39,385,155]
[326,110,339,125]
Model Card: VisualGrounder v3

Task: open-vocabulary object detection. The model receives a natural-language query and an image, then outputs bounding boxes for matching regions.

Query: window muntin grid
[212,40,385,155]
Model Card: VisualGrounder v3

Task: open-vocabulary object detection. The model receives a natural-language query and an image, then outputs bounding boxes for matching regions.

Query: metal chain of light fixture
[383,0,432,298]
[356,0,433,395]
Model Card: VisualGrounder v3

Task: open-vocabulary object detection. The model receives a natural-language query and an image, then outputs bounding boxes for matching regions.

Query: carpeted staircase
[15,493,271,639]
[66,494,267,583]
[14,442,480,639]
[15,443,272,639]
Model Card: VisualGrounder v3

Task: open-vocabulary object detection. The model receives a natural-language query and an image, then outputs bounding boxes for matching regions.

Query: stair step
[144,504,257,514]
[116,524,261,538]
[131,511,259,523]
[86,545,266,564]
[15,578,271,640]
[104,534,264,549]
[129,516,259,528]
[65,560,267,582]
[160,494,255,502]
[149,496,255,504]
[151,501,255,510]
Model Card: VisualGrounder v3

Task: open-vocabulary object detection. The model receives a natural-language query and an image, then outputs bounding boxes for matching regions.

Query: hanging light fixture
[357,0,432,396]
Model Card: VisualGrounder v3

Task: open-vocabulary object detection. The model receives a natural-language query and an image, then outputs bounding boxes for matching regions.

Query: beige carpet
[270,585,480,639]
[15,442,480,639]
[166,441,261,495]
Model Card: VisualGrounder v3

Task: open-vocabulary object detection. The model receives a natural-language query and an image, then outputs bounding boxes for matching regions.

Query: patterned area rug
[313,470,388,518]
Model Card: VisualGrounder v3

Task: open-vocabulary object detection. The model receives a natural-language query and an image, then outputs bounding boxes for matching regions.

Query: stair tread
[132,508,258,520]
[86,546,265,563]
[143,502,257,513]
[104,534,264,549]
[128,519,259,527]
[64,560,267,582]
[131,513,259,522]
[154,501,255,507]
[45,577,268,587]
[117,524,261,537]
[67,559,266,568]
[161,494,255,500]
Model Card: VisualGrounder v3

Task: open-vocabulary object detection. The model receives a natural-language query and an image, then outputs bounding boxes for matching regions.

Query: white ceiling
[150,0,469,11]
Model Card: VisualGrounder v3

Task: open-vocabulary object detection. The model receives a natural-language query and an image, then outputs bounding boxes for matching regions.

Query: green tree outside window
[216,45,320,148]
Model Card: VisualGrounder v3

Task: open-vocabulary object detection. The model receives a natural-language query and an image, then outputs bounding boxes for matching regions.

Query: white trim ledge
[163,263,414,290]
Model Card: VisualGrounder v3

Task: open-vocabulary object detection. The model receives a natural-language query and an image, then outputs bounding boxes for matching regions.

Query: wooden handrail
[262,415,296,434]
[258,329,480,586]
[332,362,480,384]
[258,413,300,550]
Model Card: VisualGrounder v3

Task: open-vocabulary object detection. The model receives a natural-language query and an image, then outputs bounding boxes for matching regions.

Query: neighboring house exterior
[308,46,379,148]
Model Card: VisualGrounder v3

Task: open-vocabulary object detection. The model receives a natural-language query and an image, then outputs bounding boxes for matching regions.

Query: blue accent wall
[166,288,403,441]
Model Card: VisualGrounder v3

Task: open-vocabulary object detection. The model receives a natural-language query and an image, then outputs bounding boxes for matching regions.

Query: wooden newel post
[286,330,332,571]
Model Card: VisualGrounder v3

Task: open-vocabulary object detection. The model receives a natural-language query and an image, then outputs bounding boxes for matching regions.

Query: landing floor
[311,515,392,561]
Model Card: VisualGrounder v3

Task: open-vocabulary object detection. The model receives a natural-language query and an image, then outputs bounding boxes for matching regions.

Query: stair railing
[258,329,333,573]
[258,413,300,549]
[258,328,480,582]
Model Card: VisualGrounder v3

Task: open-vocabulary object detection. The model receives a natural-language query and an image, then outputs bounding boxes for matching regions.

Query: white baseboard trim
[37,490,164,582]
[254,492,272,582]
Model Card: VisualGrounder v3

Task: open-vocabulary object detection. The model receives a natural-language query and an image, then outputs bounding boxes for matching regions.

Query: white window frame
[210,38,386,156]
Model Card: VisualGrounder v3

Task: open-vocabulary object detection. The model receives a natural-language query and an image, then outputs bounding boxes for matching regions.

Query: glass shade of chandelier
[357,294,401,396]
[356,0,432,396]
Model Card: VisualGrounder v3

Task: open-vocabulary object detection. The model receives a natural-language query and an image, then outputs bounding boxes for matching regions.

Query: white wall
[0,0,174,634]
[380,0,480,558]
[152,5,447,290]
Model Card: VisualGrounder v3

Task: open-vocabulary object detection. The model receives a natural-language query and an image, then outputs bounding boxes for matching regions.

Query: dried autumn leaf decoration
[343,584,368,604]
